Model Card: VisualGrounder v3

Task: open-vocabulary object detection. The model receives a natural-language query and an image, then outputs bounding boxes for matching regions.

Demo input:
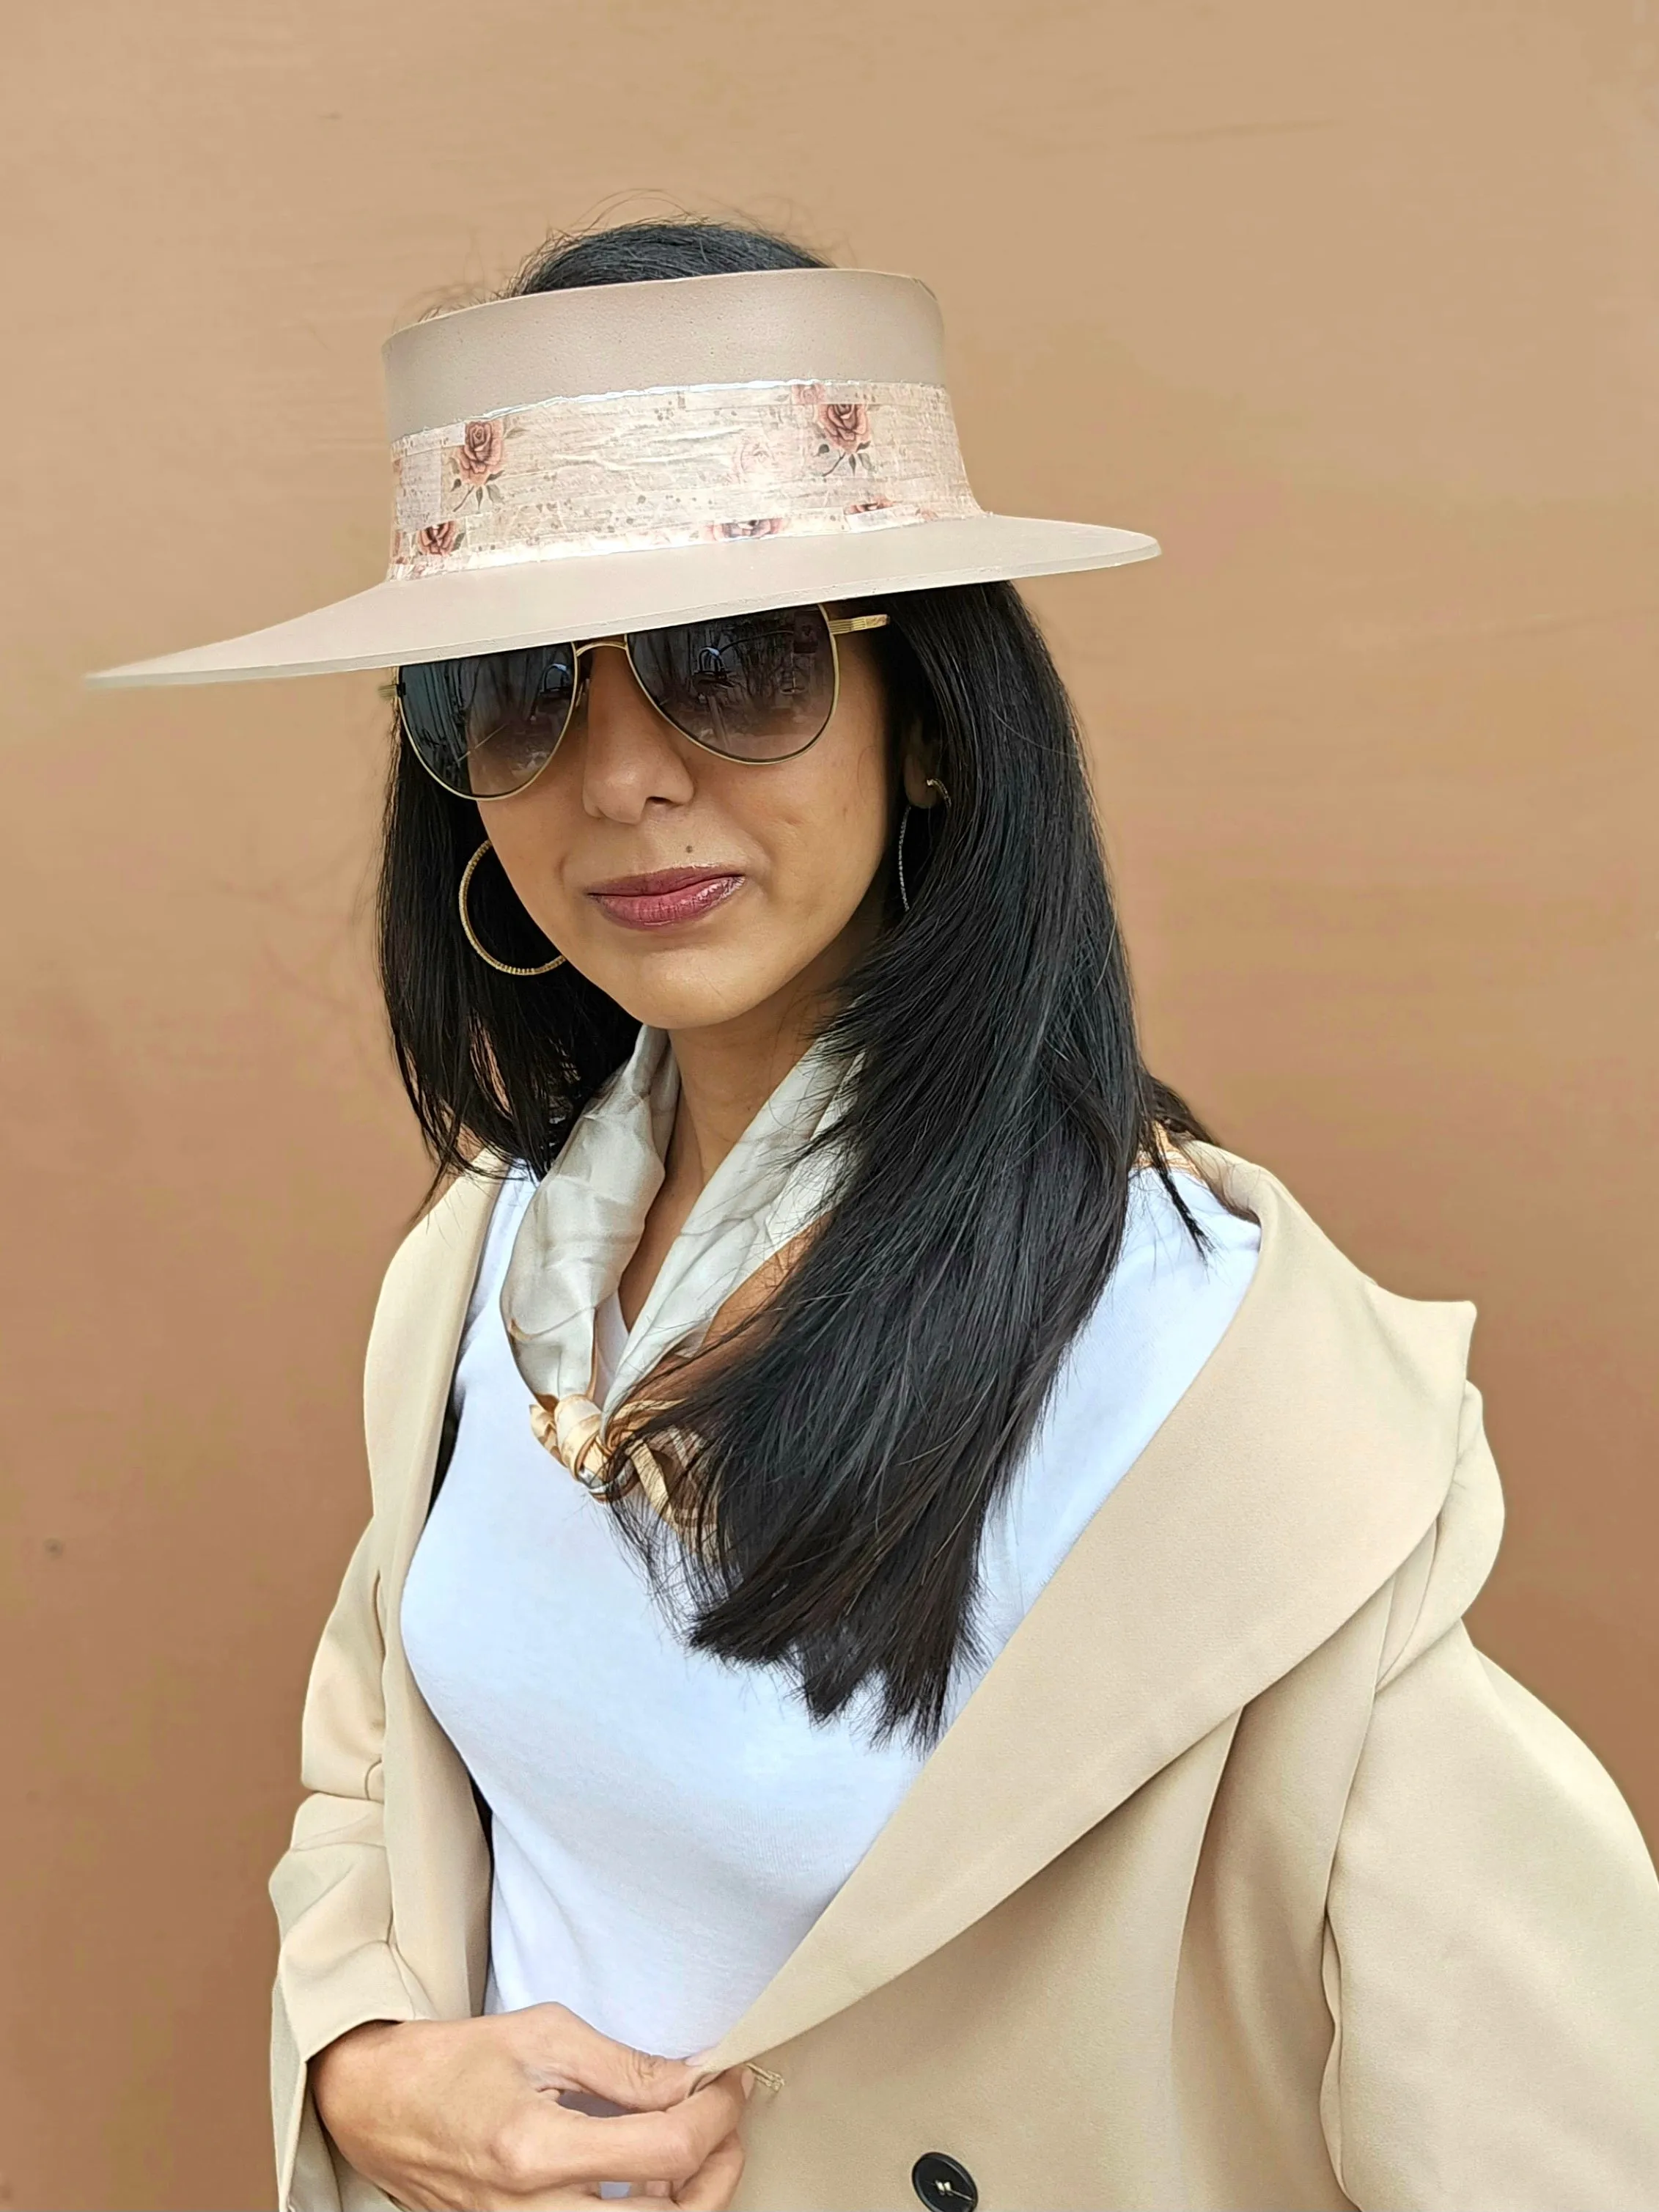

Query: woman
[95,221,1658,2212]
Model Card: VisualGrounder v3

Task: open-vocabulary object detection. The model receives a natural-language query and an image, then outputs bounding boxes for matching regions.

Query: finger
[518,2004,701,2112]
[500,2186,614,2210]
[672,2130,746,2211]
[551,2073,750,2188]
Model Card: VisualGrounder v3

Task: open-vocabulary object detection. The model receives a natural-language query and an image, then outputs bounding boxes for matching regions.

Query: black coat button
[912,2150,978,2211]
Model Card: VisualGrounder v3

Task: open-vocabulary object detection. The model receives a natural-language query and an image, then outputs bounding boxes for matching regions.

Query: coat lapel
[365,1165,503,2018]
[364,1164,501,1568]
[696,1155,1475,2073]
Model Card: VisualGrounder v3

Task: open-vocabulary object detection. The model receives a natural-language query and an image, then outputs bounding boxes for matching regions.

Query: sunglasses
[397,603,890,802]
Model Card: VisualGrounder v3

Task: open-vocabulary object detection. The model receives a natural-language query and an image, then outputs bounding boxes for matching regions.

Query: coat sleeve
[1320,1409,1659,2211]
[268,1518,427,2212]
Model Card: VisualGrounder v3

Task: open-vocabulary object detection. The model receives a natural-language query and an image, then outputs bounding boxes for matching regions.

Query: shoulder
[1170,1140,1499,1617]
[369,1155,515,1333]
[1180,1138,1479,1389]
[361,1157,518,1491]
[1107,1138,1477,1447]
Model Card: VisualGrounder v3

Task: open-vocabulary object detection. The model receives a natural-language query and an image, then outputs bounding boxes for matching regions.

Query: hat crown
[383,267,946,441]
[383,268,977,587]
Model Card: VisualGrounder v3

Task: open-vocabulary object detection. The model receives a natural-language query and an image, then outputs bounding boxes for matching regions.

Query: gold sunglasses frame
[399,606,890,804]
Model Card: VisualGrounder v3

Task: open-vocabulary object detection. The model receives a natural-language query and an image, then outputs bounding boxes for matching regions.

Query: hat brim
[86,514,1157,687]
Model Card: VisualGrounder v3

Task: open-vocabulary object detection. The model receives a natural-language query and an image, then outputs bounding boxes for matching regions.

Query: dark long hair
[380,218,1210,1742]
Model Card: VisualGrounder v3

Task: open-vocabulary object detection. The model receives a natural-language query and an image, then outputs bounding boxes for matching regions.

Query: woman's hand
[311,2005,749,2209]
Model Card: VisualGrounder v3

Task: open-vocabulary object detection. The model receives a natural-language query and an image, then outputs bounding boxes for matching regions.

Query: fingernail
[741,2068,757,2100]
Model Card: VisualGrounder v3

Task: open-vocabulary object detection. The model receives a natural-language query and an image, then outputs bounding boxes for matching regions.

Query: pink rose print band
[387,378,982,581]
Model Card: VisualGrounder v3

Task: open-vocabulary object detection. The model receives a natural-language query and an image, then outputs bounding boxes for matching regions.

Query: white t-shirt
[401,1164,1259,2059]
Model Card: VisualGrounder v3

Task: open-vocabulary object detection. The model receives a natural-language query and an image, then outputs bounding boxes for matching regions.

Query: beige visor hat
[89,265,1157,688]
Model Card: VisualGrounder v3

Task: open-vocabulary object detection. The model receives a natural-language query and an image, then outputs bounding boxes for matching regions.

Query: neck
[665,993,821,1198]
[663,910,872,1199]
[617,898,880,1333]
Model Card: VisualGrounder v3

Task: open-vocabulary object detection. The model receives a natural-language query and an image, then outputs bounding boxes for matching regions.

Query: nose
[575,642,697,822]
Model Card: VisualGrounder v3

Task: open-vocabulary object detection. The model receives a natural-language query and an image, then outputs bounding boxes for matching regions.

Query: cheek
[477,762,584,918]
[761,739,891,927]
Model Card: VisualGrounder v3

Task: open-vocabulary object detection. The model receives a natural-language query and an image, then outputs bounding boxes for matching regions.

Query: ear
[900,732,946,808]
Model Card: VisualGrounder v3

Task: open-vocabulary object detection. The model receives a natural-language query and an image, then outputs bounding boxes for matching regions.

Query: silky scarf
[501,1025,847,1520]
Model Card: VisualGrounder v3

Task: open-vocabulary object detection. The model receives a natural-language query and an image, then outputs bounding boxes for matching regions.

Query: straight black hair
[379,218,1211,1742]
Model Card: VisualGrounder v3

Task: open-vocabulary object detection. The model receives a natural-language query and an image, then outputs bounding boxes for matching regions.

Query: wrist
[312,2018,408,2125]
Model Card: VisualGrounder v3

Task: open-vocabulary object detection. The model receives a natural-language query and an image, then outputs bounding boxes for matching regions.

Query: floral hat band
[89,267,1158,688]
[389,376,980,580]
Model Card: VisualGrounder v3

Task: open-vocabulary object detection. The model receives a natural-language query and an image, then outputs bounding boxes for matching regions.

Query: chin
[586,949,787,1032]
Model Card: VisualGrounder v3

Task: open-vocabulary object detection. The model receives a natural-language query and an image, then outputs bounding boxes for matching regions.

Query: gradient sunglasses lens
[399,644,577,798]
[628,604,838,761]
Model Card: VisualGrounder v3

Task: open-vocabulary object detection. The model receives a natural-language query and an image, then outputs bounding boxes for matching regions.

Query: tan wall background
[3,3,1656,2205]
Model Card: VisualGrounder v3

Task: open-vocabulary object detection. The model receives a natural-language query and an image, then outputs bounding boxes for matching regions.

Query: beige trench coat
[270,1151,1659,2211]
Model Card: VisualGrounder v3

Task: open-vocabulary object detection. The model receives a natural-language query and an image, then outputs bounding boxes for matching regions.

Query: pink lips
[586,867,743,930]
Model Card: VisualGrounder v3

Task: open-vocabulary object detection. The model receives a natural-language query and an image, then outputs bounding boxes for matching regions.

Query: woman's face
[481,624,929,1035]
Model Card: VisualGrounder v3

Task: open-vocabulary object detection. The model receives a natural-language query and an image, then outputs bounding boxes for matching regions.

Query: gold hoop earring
[458,840,567,977]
